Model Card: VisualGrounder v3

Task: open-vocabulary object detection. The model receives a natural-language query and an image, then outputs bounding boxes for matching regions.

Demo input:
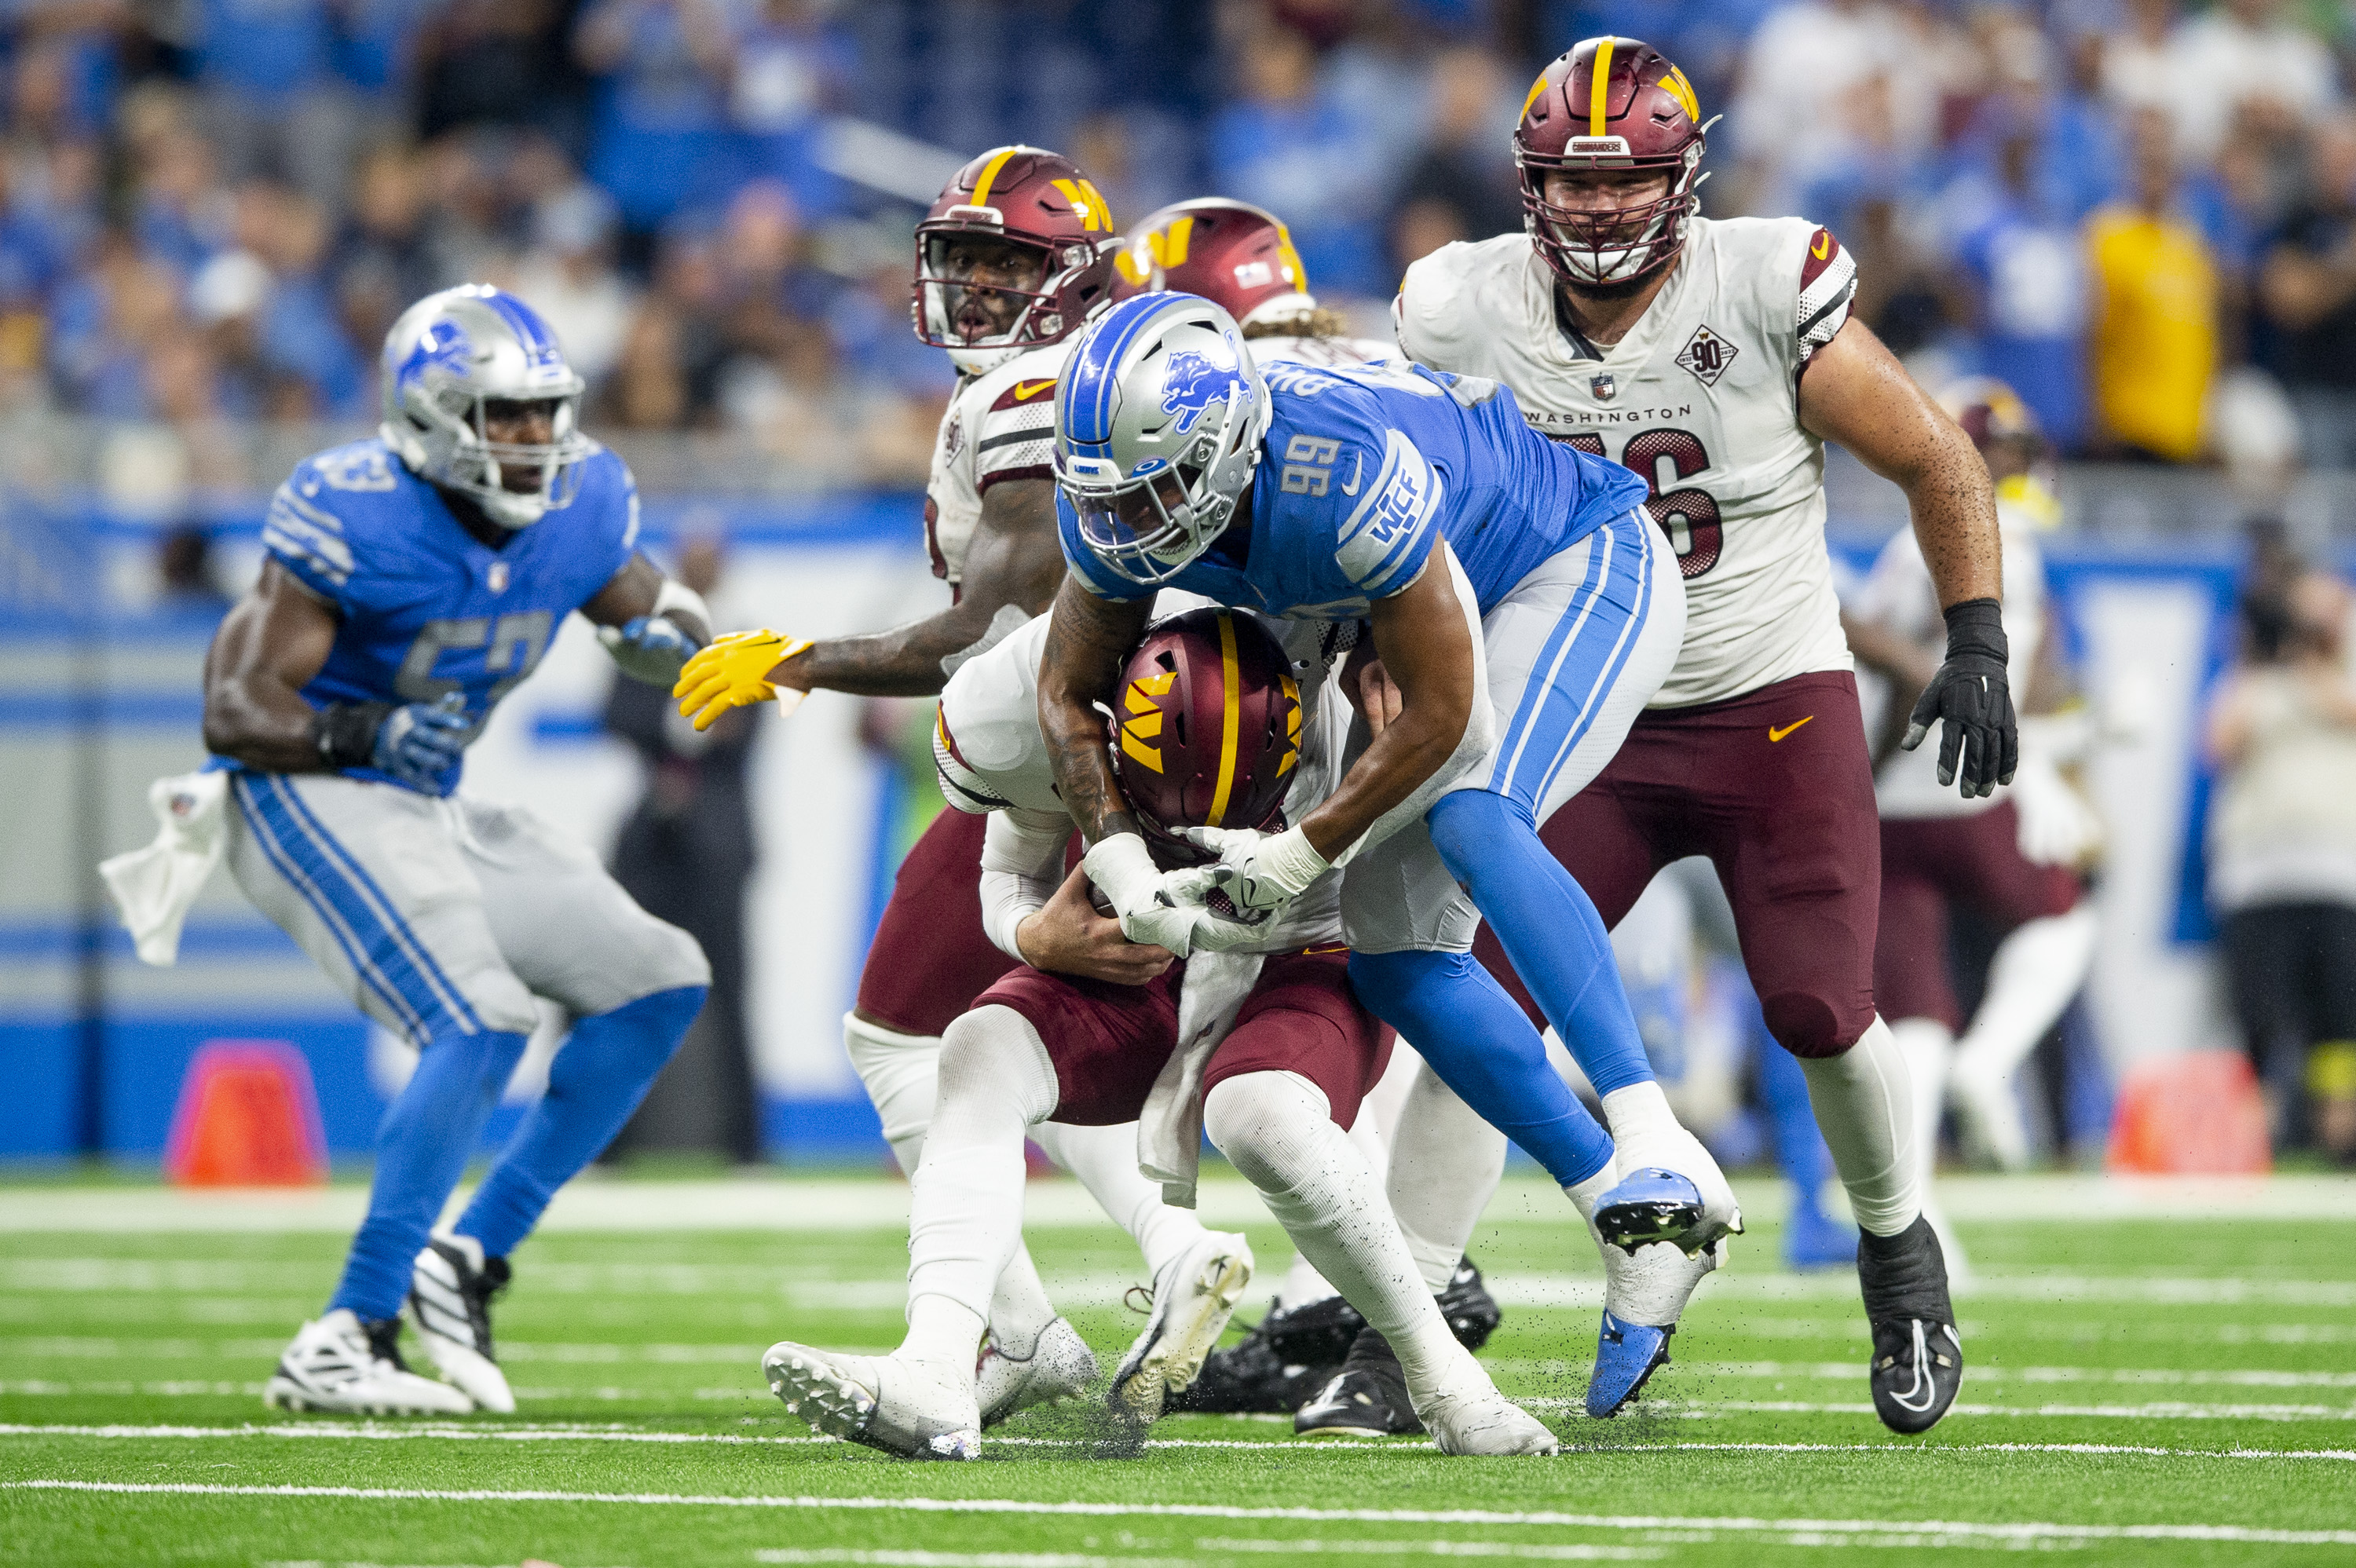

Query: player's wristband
[1940,597,2007,664]
[313,701,392,770]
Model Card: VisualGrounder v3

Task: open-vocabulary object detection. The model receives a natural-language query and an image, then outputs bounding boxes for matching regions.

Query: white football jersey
[1244,331,1395,369]
[934,609,1354,953]
[1853,482,2051,821]
[1396,216,1860,708]
[922,339,1070,589]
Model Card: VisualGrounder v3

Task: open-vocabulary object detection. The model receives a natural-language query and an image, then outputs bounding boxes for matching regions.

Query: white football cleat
[1587,1233,1725,1418]
[264,1309,476,1416]
[408,1234,514,1414]
[763,1341,980,1460]
[977,1317,1098,1427]
[1109,1231,1253,1424]
[1419,1380,1560,1457]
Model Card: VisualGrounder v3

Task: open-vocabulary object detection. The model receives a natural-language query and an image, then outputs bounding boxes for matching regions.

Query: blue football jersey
[1059,360,1648,620]
[244,437,640,795]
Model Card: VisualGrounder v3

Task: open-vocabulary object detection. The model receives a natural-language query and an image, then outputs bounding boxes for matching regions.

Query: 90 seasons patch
[1675,324,1739,387]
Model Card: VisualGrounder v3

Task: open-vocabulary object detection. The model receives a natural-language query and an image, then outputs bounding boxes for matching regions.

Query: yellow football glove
[673,629,814,731]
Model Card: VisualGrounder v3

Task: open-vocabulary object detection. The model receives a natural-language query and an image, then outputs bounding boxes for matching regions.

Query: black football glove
[1901,597,2017,799]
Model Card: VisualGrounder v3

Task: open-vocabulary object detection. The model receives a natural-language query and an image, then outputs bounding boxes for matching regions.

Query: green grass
[3,1175,2354,1567]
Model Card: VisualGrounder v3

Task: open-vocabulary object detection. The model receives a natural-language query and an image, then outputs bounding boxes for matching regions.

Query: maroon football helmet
[1111,608,1302,870]
[913,144,1121,375]
[1114,198,1316,327]
[1516,37,1712,288]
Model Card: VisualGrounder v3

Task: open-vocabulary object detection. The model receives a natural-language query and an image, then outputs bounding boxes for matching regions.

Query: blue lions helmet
[1054,292,1270,587]
[379,284,591,528]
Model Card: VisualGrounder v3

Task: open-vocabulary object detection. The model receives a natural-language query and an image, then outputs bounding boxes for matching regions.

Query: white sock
[850,1009,1061,1354]
[1203,1071,1477,1403]
[900,1006,1059,1366]
[843,1012,939,1179]
[1029,1119,1209,1283]
[1952,906,2098,1130]
[1278,1250,1339,1308]
[1384,1059,1507,1290]
[1798,1016,1921,1237]
[1562,1164,1615,1230]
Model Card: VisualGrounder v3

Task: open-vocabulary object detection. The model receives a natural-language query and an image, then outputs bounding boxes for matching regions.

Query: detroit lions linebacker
[202,285,715,1415]
[1041,292,1741,1413]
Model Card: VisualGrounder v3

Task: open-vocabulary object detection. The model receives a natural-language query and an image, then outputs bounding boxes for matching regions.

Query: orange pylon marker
[2106,1049,2271,1176]
[165,1040,327,1186]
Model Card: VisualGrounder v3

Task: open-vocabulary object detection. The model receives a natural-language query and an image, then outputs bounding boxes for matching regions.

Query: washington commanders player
[675,146,1235,1425]
[1395,37,2010,1433]
[1118,197,1397,369]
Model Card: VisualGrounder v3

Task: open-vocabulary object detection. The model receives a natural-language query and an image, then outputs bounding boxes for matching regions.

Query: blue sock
[1426,790,1655,1098]
[456,985,706,1258]
[328,1027,529,1321]
[1752,993,1833,1205]
[1349,948,1614,1187]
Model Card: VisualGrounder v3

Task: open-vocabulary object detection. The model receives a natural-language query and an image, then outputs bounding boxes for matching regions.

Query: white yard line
[4,1173,2353,1234]
[8,1479,2355,1548]
[6,1423,2354,1463]
[9,1257,2356,1310]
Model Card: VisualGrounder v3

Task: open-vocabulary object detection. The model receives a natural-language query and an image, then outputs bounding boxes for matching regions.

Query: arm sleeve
[977,807,1069,960]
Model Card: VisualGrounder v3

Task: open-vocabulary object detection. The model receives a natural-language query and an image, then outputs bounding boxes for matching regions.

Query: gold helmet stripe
[1205,612,1242,827]
[1590,38,1618,137]
[968,146,1022,210]
[1520,69,1550,124]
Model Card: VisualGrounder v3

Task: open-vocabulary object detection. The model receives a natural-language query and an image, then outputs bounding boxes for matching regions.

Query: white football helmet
[1054,293,1269,587]
[379,284,591,528]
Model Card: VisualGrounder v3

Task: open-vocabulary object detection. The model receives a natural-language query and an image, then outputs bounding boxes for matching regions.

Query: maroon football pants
[977,948,1392,1128]
[1474,670,1881,1058]
[1875,800,2081,1033]
[854,807,1024,1037]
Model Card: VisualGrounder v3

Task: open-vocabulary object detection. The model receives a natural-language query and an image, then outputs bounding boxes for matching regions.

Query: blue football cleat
[1595,1167,1708,1254]
[1783,1193,1858,1271]
[1586,1310,1673,1417]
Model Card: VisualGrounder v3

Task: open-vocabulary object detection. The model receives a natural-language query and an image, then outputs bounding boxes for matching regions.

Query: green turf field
[3,1173,2352,1567]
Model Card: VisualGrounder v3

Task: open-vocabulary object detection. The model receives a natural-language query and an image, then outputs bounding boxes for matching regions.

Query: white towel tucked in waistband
[99,770,229,967]
[1137,948,1266,1209]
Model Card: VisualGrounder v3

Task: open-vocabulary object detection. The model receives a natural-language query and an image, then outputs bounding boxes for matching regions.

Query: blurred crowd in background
[0,0,2349,500]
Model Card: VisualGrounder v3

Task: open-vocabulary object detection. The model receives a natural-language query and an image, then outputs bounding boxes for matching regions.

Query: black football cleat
[1435,1256,1502,1351]
[1858,1216,1964,1434]
[1257,1290,1369,1369]
[1293,1325,1421,1438]
[1168,1314,1334,1415]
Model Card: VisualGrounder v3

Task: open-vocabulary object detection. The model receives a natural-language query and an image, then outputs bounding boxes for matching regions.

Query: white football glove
[1174,824,1330,912]
[2009,749,2102,868]
[1081,834,1213,959]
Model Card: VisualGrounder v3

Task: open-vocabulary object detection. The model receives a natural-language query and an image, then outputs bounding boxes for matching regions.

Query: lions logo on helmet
[1159,349,1243,433]
[379,284,591,530]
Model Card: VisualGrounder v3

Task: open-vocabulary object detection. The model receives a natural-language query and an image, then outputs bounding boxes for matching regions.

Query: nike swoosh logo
[1768,716,1815,743]
[1012,379,1055,401]
[1339,453,1363,496]
[1810,233,1831,261]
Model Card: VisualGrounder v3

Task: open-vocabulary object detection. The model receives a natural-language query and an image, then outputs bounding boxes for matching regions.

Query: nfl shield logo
[1590,373,1616,402]
[487,561,510,594]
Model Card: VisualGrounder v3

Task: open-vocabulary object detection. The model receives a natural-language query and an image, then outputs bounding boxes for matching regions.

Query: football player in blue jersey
[1039,293,1743,1414]
[201,285,716,1415]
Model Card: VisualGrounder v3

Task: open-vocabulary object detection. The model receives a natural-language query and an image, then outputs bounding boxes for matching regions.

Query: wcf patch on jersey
[1675,323,1739,387]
